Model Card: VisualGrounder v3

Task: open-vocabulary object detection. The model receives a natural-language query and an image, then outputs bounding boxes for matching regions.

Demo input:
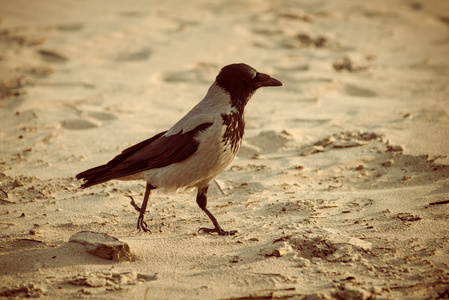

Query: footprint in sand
[55,23,84,32]
[344,84,377,98]
[84,111,118,121]
[239,130,294,157]
[115,48,152,62]
[61,119,100,130]
[61,111,117,130]
[162,62,219,84]
[289,118,331,127]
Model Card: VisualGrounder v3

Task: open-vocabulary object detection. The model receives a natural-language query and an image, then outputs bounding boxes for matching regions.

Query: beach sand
[1,0,448,299]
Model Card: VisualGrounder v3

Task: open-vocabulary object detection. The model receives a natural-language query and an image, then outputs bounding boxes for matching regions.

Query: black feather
[76,123,212,188]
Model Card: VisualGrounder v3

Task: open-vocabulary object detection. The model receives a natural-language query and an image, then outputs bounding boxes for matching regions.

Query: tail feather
[76,164,115,188]
[76,131,167,188]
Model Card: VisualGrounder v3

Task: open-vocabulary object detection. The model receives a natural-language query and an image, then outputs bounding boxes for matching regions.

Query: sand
[1,0,449,299]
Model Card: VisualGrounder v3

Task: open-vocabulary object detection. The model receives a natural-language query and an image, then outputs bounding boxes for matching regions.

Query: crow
[76,63,282,235]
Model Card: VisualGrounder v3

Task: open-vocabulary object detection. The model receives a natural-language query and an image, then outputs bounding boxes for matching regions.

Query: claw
[137,214,151,233]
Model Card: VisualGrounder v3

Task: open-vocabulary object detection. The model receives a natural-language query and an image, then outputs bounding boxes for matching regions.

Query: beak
[253,72,283,89]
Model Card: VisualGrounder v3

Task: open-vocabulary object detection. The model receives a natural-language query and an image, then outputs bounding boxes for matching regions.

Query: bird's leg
[197,186,237,236]
[129,183,155,233]
[128,195,141,212]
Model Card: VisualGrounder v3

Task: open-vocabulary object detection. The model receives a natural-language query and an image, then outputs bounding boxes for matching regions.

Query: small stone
[381,160,394,167]
[273,247,291,257]
[251,153,262,159]
[397,213,421,222]
[300,145,325,156]
[329,235,372,252]
[119,272,138,285]
[334,286,371,300]
[271,242,293,257]
[314,136,335,147]
[38,49,68,63]
[86,276,107,287]
[355,165,365,170]
[387,145,404,152]
[327,245,358,262]
[80,288,92,295]
[69,231,133,261]
[29,224,40,235]
[295,257,311,268]
[137,273,158,282]
[403,113,412,119]
[401,175,412,182]
[304,291,332,300]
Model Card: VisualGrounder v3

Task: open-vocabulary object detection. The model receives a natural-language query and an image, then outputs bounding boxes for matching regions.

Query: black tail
[75,164,116,188]
[76,131,167,188]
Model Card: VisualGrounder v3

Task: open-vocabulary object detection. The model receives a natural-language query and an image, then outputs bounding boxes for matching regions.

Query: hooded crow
[76,63,282,235]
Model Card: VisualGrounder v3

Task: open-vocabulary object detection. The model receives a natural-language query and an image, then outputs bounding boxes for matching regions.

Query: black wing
[76,122,213,188]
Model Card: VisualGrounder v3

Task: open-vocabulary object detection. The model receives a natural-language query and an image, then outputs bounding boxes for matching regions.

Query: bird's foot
[128,195,151,233]
[198,226,237,236]
[137,213,151,233]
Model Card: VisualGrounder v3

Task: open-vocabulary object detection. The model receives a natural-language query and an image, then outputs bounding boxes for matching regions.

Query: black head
[215,63,282,111]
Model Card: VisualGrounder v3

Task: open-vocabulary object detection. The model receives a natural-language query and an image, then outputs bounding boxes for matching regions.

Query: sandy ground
[1,0,449,299]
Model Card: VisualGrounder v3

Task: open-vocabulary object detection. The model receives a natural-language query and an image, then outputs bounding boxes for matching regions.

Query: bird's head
[215,63,282,111]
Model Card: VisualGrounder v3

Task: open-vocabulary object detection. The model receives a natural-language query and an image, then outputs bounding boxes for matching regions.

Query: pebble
[381,160,394,167]
[295,257,311,268]
[334,286,371,300]
[69,231,134,261]
[387,145,404,152]
[272,242,293,257]
[86,276,107,287]
[304,291,332,300]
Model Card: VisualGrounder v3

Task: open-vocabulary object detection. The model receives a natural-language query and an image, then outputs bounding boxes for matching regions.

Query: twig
[429,200,449,206]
